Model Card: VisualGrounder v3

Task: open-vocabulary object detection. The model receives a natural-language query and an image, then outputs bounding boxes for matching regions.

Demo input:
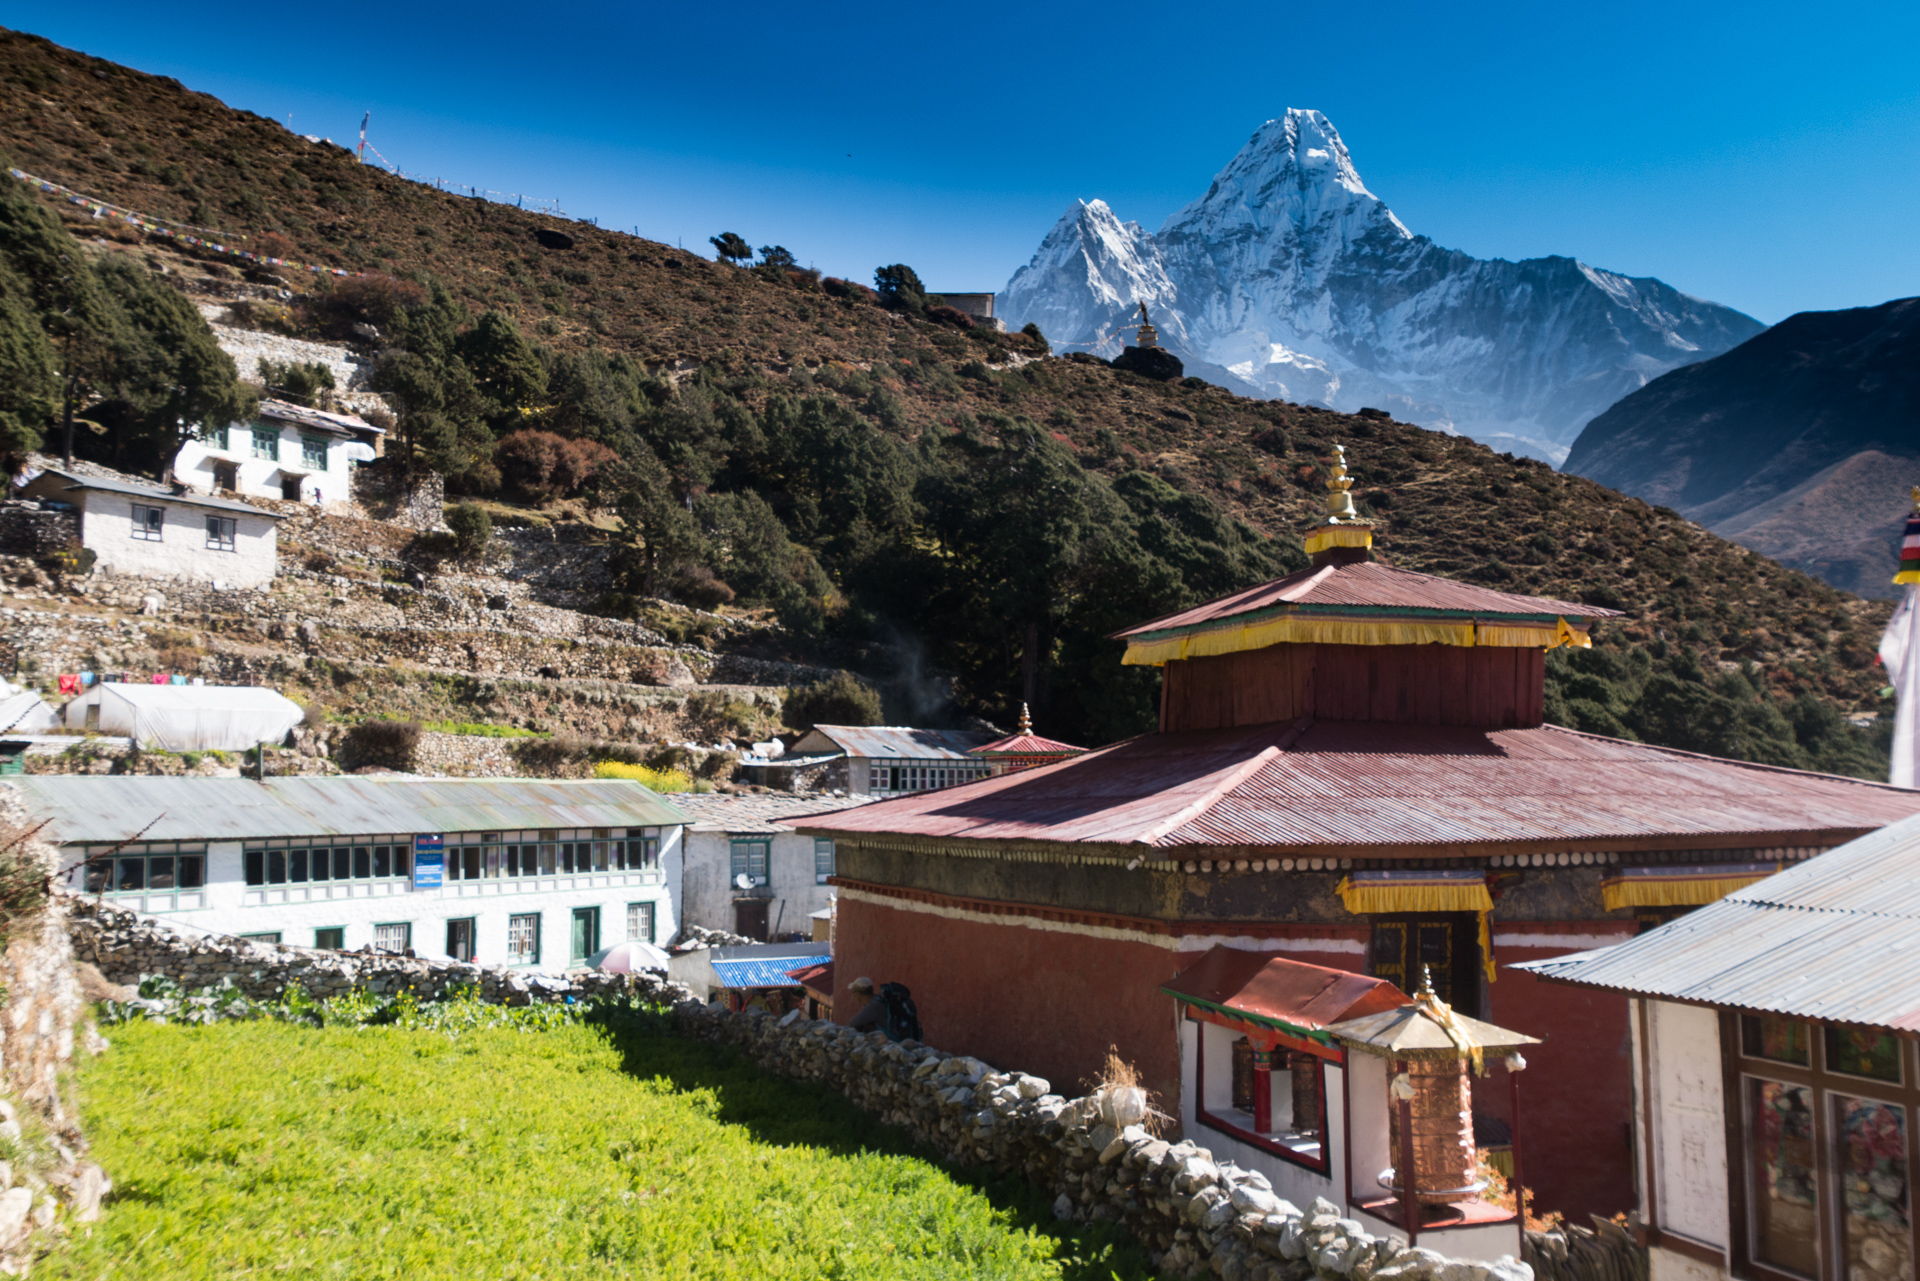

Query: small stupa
[1133,302,1159,349]
[1112,302,1184,382]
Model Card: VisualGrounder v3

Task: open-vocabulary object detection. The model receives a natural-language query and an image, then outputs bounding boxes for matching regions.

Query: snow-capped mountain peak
[997,110,1763,462]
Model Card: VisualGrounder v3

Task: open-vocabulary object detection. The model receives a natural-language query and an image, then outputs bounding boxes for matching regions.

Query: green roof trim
[1159,987,1336,1045]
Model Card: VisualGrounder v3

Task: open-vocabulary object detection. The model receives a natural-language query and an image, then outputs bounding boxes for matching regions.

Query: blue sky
[9,1,1919,323]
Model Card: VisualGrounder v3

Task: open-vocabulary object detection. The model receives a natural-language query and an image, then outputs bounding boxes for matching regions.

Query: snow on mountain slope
[997,110,1765,463]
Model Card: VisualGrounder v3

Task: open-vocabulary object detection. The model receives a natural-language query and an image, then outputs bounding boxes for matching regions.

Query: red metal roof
[970,732,1085,757]
[796,720,1920,854]
[1116,560,1619,640]
[1163,949,1408,1037]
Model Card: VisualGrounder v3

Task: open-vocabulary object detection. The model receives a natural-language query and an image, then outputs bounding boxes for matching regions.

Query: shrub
[341,720,420,771]
[1018,321,1050,353]
[494,430,620,504]
[667,564,736,610]
[593,760,694,791]
[821,276,877,303]
[445,502,492,560]
[873,263,927,314]
[783,671,882,731]
[926,305,974,330]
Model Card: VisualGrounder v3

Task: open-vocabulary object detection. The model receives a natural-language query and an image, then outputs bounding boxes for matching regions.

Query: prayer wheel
[1289,1052,1321,1134]
[1231,1037,1253,1112]
[1387,1058,1479,1203]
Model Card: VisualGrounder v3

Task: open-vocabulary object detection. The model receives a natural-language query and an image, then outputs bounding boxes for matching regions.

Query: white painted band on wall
[835,886,1365,955]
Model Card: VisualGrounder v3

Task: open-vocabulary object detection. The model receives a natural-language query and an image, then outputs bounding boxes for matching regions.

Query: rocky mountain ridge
[998,110,1766,462]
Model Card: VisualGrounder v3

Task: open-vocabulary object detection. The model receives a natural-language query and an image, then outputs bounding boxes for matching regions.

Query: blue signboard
[413,834,445,890]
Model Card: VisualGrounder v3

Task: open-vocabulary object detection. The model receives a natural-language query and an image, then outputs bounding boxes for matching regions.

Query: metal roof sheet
[798,725,992,761]
[258,399,380,435]
[1328,1005,1542,1059]
[711,953,831,989]
[1162,948,1408,1041]
[669,792,874,833]
[971,732,1085,757]
[1116,560,1620,641]
[795,720,1920,853]
[1513,810,1920,1029]
[44,469,285,519]
[6,776,689,844]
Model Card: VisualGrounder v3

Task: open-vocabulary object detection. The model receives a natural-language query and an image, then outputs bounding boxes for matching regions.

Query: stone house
[666,793,869,941]
[17,468,282,589]
[20,776,686,970]
[1518,809,1920,1281]
[175,399,381,511]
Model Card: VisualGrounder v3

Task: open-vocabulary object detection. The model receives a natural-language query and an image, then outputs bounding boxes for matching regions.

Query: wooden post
[1252,1044,1273,1133]
[1397,1060,1419,1246]
[1508,1061,1526,1230]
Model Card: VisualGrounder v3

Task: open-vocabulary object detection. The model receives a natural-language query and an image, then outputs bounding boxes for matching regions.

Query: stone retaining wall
[0,502,79,561]
[675,1003,1532,1281]
[68,897,694,1007]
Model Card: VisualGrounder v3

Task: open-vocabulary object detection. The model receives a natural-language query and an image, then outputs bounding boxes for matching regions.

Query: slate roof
[1513,810,1920,1030]
[795,719,1920,856]
[35,468,282,519]
[793,725,992,761]
[669,792,874,834]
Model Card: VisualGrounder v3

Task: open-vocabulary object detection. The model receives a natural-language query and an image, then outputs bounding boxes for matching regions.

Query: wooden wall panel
[1162,642,1548,732]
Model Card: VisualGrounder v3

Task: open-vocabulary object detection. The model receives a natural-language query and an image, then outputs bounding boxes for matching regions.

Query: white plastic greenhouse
[60,684,303,752]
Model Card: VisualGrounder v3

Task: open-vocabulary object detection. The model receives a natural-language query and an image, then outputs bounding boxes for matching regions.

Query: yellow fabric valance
[1122,615,1591,666]
[1336,874,1498,984]
[1600,865,1776,912]
[1302,525,1375,556]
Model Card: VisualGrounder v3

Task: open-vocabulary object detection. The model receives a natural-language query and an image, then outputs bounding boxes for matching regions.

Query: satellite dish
[734,873,754,890]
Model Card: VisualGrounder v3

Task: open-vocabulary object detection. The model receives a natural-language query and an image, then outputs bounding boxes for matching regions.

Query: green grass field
[51,1018,1150,1280]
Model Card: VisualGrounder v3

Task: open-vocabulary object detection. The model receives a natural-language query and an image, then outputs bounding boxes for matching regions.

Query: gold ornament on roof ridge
[1324,443,1363,524]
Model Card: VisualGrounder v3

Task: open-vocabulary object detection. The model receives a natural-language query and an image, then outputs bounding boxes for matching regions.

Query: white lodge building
[176,399,380,510]
[18,468,283,589]
[21,776,687,969]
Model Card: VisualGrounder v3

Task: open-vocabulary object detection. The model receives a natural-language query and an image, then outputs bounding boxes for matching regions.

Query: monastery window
[731,838,771,887]
[205,516,237,551]
[814,838,835,884]
[1728,1013,1917,1281]
[1366,913,1482,1020]
[628,901,655,944]
[80,843,206,896]
[508,913,540,964]
[131,504,164,542]
[373,921,411,953]
[1191,1017,1329,1173]
[301,434,328,470]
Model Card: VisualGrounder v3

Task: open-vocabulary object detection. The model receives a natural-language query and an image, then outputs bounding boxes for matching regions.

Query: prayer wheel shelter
[1516,808,1920,1281]
[797,448,1920,1222]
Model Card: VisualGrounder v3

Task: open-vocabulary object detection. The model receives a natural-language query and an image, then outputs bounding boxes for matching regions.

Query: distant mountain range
[997,110,1765,463]
[1565,296,1920,599]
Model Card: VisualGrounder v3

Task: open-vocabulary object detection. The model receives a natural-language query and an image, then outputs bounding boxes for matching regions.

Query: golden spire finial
[1324,442,1361,523]
[1911,484,1919,514]
[1019,703,1032,735]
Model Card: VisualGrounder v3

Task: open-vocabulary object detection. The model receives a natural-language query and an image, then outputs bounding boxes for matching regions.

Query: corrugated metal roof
[258,398,380,435]
[5,776,689,844]
[711,953,831,988]
[1513,811,1920,1029]
[40,468,284,519]
[669,792,874,833]
[1162,948,1407,1042]
[796,720,1920,853]
[798,725,992,761]
[971,732,1085,757]
[1116,560,1619,641]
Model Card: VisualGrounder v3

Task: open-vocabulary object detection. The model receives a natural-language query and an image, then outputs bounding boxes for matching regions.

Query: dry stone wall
[675,1003,1532,1281]
[69,898,693,1007]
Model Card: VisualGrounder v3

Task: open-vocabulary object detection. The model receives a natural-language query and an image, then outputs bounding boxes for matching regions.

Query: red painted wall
[1487,928,1638,1223]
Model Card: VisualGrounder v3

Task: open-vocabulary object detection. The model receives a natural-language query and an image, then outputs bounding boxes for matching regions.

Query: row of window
[729,838,834,887]
[81,845,206,895]
[131,504,239,551]
[241,903,658,966]
[201,424,330,469]
[867,763,990,794]
[444,837,659,881]
[245,841,412,887]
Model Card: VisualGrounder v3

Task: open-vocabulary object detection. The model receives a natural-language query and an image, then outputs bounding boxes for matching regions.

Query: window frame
[250,426,279,460]
[313,926,345,950]
[373,921,412,954]
[200,423,230,451]
[300,433,328,470]
[1189,1015,1334,1175]
[628,900,656,945]
[131,503,165,542]
[239,932,282,944]
[1723,1011,1920,1281]
[507,912,541,966]
[814,837,835,884]
[205,515,237,552]
[730,837,772,887]
[79,842,206,896]
[243,837,410,887]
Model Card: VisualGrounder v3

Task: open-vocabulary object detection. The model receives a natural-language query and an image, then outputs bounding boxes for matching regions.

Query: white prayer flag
[1881,585,1920,789]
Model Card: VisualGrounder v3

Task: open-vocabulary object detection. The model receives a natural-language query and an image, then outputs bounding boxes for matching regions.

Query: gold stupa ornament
[1302,443,1376,557]
[1134,303,1159,350]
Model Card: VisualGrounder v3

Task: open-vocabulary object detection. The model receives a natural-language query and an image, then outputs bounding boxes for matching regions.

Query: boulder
[1112,345,1185,381]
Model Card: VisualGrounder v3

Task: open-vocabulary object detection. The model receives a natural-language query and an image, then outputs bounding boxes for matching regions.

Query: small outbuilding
[786,724,992,796]
[17,467,282,588]
[61,683,303,752]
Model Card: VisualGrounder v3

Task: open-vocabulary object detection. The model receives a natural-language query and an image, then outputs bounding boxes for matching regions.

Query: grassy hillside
[0,27,1897,775]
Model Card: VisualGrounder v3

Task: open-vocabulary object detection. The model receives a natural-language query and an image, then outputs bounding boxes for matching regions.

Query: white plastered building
[175,399,381,512]
[18,468,283,589]
[666,793,869,941]
[22,776,686,971]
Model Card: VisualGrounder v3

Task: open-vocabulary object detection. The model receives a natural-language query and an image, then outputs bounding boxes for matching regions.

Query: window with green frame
[814,838,835,884]
[301,434,327,469]
[508,913,540,965]
[730,837,771,886]
[314,927,345,950]
[200,423,230,450]
[250,426,279,460]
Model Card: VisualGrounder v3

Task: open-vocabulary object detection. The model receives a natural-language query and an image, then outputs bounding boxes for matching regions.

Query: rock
[1484,1259,1531,1281]
[1015,1073,1050,1099]
[138,593,164,616]
[298,619,321,645]
[1099,1134,1131,1164]
[1202,1197,1237,1230]
[1052,1193,1074,1221]
[535,228,576,251]
[1438,1262,1491,1281]
[0,1187,29,1243]
[1112,345,1185,382]
[1173,1154,1220,1192]
[1229,1183,1287,1217]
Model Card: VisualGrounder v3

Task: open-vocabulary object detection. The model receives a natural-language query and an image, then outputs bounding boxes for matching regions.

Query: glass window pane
[374,846,391,879]
[147,856,175,890]
[463,847,481,880]
[289,849,307,883]
[395,846,411,879]
[116,857,145,892]
[178,855,203,889]
[353,847,371,879]
[244,849,264,886]
[540,844,556,875]
[1741,1014,1810,1066]
[1828,1026,1904,1084]
[267,851,287,884]
[1748,1079,1819,1275]
[309,848,329,882]
[1836,1094,1911,1281]
[333,848,350,880]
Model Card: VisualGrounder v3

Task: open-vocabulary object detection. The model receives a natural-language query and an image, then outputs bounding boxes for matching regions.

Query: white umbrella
[587,941,671,973]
